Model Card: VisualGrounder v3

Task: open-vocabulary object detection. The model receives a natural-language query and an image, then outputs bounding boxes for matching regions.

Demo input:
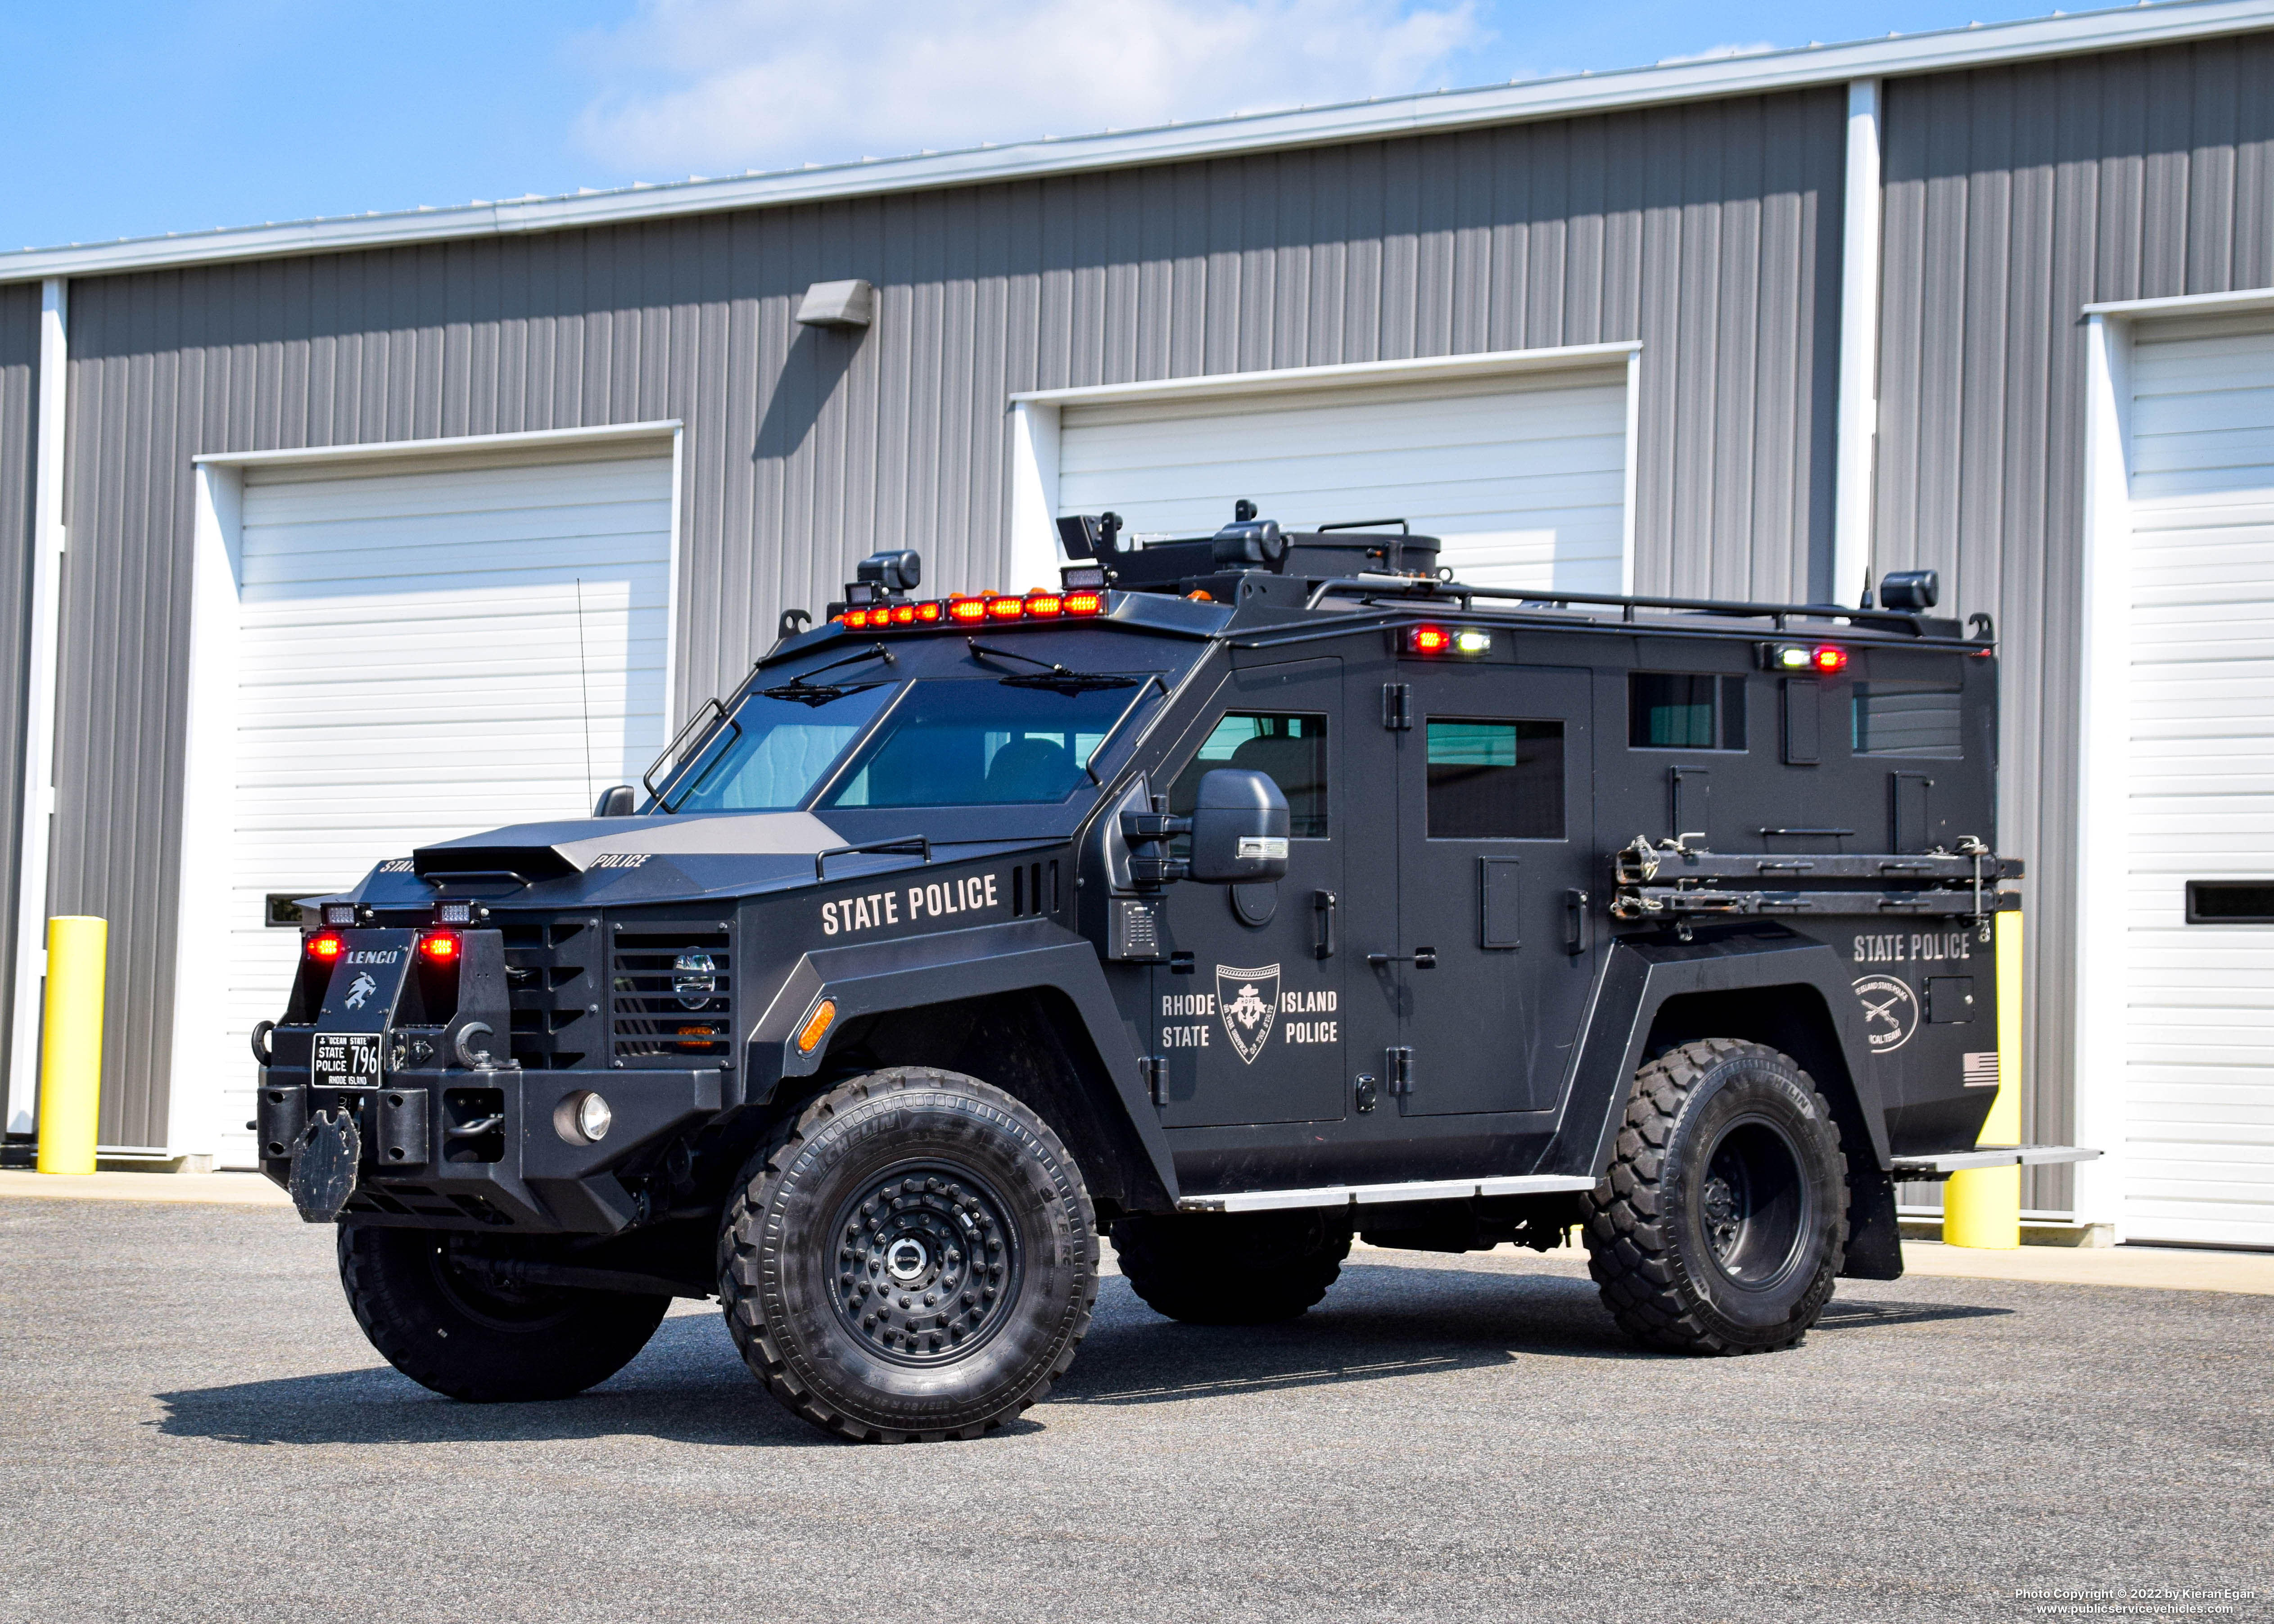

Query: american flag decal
[1962,1051,2002,1089]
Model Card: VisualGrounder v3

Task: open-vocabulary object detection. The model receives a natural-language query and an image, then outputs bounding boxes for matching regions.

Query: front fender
[743,920,1176,1204]
[1546,932,1893,1181]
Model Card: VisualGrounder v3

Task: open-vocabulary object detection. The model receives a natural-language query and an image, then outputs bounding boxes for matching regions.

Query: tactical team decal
[1852,974,1921,1053]
[1159,968,1339,1063]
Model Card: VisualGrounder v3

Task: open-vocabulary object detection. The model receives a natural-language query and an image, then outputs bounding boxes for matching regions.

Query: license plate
[312,1031,383,1090]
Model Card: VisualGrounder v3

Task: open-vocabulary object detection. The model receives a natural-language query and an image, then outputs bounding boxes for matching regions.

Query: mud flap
[289,1108,362,1224]
[1840,1162,1904,1280]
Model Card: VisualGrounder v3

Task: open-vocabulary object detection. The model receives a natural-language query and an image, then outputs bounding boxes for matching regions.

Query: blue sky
[3,0,2092,253]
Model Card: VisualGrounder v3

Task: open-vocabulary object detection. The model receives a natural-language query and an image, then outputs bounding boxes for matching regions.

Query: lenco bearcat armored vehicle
[255,505,2092,1442]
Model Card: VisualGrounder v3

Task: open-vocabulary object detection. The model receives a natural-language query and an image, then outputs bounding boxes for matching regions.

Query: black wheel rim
[1695,1116,1811,1289]
[426,1238,579,1333]
[828,1161,1022,1366]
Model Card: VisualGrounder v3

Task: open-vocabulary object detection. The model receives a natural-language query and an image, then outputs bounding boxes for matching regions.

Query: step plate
[1889,1145,2102,1177]
[1177,1173,1599,1214]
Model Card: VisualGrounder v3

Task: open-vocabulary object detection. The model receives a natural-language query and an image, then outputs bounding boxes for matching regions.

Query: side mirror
[1187,769,1290,884]
[594,785,637,817]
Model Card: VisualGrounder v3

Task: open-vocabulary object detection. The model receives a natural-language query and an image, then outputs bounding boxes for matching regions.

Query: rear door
[1380,663,1596,1115]
[1150,659,1347,1128]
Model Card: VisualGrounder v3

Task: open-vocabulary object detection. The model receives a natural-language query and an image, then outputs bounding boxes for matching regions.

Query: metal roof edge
[2082,283,2274,316]
[6,0,2273,285]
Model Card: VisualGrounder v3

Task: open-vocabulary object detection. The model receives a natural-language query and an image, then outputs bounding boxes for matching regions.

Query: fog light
[555,1091,613,1145]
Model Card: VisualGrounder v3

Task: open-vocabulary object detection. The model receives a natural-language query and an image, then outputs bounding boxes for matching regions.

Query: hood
[414,811,846,880]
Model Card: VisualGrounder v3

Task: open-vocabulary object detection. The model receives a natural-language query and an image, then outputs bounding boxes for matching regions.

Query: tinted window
[818,681,1139,807]
[1853,682,1963,758]
[1168,713,1328,837]
[1426,719,1564,839]
[1630,673,1746,750]
[665,683,897,812]
[2187,881,2274,924]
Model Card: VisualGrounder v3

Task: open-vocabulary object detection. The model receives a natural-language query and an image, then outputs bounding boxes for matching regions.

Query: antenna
[574,577,596,806]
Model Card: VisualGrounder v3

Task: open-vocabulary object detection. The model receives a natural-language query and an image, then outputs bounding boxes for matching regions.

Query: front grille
[611,920,735,1066]
[501,916,602,1070]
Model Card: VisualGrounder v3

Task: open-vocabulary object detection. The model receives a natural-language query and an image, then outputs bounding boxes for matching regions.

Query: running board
[1889,1145,2102,1178]
[1176,1174,1598,1214]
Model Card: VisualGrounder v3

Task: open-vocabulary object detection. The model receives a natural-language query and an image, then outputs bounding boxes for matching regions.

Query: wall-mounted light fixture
[796,280,875,330]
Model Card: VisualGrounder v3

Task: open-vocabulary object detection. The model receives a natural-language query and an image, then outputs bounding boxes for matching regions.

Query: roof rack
[1302,573,1951,637]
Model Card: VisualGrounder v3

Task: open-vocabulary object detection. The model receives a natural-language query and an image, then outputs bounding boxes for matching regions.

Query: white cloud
[573,0,1484,176]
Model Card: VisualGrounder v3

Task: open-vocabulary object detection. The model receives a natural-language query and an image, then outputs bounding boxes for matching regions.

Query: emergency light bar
[836,589,1108,631]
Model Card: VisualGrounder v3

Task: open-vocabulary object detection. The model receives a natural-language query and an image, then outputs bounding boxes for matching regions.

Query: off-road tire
[1582,1038,1848,1355]
[1111,1208,1352,1325]
[718,1068,1098,1443]
[338,1226,670,1402]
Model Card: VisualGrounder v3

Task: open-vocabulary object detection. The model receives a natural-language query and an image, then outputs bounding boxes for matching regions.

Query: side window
[1629,673,1747,751]
[1167,712,1329,836]
[1854,682,1963,758]
[1426,719,1564,839]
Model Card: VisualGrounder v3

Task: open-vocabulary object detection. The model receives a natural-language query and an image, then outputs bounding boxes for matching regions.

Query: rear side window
[1168,712,1329,837]
[1853,681,1963,758]
[1629,673,1747,751]
[1426,719,1564,839]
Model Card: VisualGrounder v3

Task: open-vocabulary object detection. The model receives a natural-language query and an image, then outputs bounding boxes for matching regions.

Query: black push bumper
[256,1065,724,1232]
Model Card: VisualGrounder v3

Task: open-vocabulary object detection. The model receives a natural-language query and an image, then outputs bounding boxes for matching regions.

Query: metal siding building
[3,2,2271,1233]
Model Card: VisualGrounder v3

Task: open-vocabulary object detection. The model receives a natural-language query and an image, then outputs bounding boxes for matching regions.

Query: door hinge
[1139,1055,1167,1107]
[1381,682,1412,730]
[1385,1046,1414,1096]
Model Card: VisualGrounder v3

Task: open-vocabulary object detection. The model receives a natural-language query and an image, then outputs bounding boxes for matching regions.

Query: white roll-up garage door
[2122,314,2274,1247]
[1056,367,1629,592]
[218,446,673,1167]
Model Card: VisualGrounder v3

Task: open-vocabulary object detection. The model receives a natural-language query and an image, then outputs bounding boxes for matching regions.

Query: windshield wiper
[758,643,895,706]
[966,640,1141,695]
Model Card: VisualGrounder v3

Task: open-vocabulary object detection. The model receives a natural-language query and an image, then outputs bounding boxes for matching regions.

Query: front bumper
[257,1065,723,1232]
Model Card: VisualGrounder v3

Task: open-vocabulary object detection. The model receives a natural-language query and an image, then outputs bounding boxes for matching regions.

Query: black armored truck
[254,508,2091,1442]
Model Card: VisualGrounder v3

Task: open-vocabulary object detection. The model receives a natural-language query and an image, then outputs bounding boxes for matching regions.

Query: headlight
[554,1090,613,1145]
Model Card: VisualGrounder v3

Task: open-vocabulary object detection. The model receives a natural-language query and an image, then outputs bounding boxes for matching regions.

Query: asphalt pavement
[2,1197,2267,1623]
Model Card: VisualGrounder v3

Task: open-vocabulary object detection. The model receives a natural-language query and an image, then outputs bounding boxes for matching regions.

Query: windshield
[818,679,1147,807]
[660,682,897,812]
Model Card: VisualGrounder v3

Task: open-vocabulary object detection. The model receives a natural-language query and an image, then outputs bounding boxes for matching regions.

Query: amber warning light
[841,589,1107,631]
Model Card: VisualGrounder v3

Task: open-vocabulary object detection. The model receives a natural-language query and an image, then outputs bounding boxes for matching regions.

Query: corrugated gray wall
[58,89,1847,1142]
[1878,36,2274,1212]
[0,284,37,1125]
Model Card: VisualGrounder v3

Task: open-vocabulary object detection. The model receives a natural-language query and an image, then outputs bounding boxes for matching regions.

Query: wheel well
[812,988,1167,1220]
[1641,984,1877,1179]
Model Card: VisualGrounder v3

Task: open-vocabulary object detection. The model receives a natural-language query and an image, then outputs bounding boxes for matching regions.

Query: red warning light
[987,595,1026,620]
[1062,591,1106,617]
[1026,593,1064,618]
[418,932,460,964]
[948,596,989,624]
[1812,645,1849,674]
[890,602,917,625]
[915,601,944,623]
[306,931,346,962]
[1410,625,1451,654]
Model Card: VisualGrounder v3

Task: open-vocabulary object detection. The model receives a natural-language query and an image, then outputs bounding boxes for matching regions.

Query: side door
[1373,663,1596,1116]
[1150,659,1346,1128]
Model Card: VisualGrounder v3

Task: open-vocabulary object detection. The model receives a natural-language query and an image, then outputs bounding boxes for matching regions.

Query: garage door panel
[2120,321,2274,1245]
[1057,367,1629,595]
[216,451,673,1169]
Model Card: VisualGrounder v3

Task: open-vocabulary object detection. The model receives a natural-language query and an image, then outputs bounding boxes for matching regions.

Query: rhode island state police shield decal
[1215,962,1281,1065]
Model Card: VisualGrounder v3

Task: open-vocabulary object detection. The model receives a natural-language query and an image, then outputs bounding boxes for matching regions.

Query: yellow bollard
[34,916,108,1176]
[1944,908,2022,1248]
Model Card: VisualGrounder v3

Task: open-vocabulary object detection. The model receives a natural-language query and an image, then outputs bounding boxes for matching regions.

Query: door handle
[1366,948,1437,970]
[1313,890,1337,959]
[1564,889,1591,955]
